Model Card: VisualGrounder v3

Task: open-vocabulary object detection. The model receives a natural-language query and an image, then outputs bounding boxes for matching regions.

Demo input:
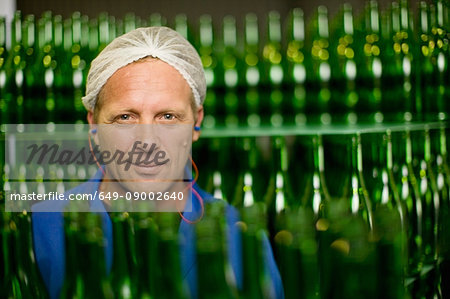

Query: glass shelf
[0,121,448,141]
[200,121,448,138]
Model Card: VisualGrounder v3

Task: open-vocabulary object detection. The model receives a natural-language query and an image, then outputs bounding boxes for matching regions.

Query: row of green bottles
[0,0,448,125]
[0,209,48,298]
[59,202,278,298]
[0,126,449,298]
[60,209,187,299]
[194,125,450,298]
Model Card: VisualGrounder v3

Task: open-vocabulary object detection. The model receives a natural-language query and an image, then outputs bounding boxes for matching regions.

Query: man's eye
[120,114,130,120]
[162,114,175,120]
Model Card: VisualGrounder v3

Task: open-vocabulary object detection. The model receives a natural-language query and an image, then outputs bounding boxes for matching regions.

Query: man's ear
[87,110,94,126]
[87,111,99,144]
[193,106,204,142]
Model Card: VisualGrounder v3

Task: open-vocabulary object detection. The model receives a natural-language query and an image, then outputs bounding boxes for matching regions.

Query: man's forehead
[93,63,196,117]
[82,27,206,112]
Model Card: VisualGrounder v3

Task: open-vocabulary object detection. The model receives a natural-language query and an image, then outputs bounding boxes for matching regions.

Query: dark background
[17,0,431,32]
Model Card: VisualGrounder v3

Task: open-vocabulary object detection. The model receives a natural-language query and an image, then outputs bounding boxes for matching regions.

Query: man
[32,27,284,298]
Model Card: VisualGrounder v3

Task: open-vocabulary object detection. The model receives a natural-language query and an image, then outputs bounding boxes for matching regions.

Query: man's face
[87,58,202,203]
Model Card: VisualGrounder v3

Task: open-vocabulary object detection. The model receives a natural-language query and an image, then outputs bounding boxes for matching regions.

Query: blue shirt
[32,169,284,298]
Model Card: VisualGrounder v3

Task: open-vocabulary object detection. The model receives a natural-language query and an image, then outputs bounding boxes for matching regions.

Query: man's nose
[134,122,160,149]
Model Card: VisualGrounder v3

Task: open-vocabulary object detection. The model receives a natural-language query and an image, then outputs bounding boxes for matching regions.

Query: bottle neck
[54,16,63,49]
[367,1,380,34]
[310,135,328,215]
[98,13,109,46]
[0,18,5,47]
[440,127,447,158]
[268,11,281,43]
[272,136,288,174]
[419,2,429,34]
[423,129,431,163]
[174,14,189,40]
[199,15,213,48]
[405,130,413,165]
[245,14,258,46]
[196,202,232,295]
[124,13,137,33]
[223,16,237,48]
[313,135,325,174]
[272,136,290,212]
[72,12,82,45]
[349,133,373,230]
[13,13,22,46]
[400,0,411,31]
[317,6,329,38]
[343,4,354,36]
[291,8,304,42]
[436,0,444,28]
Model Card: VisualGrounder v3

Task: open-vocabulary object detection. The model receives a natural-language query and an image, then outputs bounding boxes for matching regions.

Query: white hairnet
[82,26,206,111]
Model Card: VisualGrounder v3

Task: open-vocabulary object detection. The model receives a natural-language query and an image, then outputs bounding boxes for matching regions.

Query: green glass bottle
[372,131,407,299]
[61,211,114,299]
[7,11,26,124]
[221,16,241,128]
[309,6,332,124]
[110,212,133,298]
[428,0,449,120]
[212,170,228,202]
[123,13,137,33]
[372,131,408,226]
[53,14,73,123]
[149,13,167,27]
[361,1,384,123]
[262,11,285,126]
[415,128,442,297]
[174,14,192,44]
[154,213,186,299]
[194,137,220,195]
[38,12,57,123]
[275,205,320,299]
[198,138,237,201]
[286,8,308,125]
[435,127,450,298]
[22,14,41,123]
[416,129,440,264]
[221,15,240,89]
[381,1,416,122]
[0,16,9,124]
[88,17,99,62]
[196,201,237,298]
[244,13,261,128]
[198,15,216,91]
[71,12,88,122]
[232,137,264,208]
[98,12,110,52]
[337,133,374,231]
[332,3,360,124]
[81,14,91,56]
[132,213,158,298]
[3,211,24,298]
[1,211,49,298]
[397,129,425,295]
[14,211,49,298]
[264,136,294,247]
[240,202,273,298]
[299,135,331,219]
[318,195,377,299]
[415,2,433,121]
[0,210,14,298]
[198,15,221,128]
